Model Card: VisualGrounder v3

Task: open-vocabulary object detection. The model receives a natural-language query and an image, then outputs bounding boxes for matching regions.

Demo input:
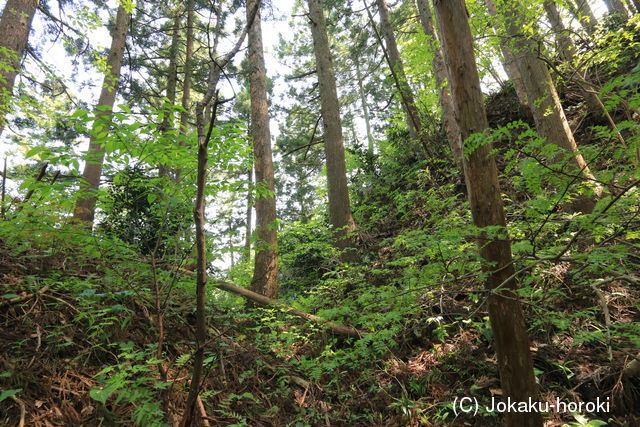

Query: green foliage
[98,166,191,255]
[90,342,169,426]
[562,413,609,427]
[278,218,340,295]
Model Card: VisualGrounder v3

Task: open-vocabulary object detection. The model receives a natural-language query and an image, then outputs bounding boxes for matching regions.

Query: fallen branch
[196,396,211,427]
[0,285,51,309]
[591,281,613,361]
[263,362,312,390]
[213,280,363,338]
[174,267,364,337]
[11,395,26,427]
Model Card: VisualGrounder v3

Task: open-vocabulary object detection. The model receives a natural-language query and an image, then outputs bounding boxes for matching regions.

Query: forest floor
[1,225,638,426]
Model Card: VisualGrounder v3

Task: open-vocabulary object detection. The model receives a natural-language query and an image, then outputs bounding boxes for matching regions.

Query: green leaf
[89,382,120,404]
[2,294,19,299]
[0,389,22,402]
[25,147,42,158]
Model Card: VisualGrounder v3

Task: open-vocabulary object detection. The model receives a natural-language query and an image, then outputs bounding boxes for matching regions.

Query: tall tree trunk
[434,2,542,426]
[488,0,602,206]
[179,0,194,135]
[543,0,603,118]
[158,6,182,178]
[603,0,629,16]
[307,0,357,253]
[244,166,253,260]
[0,0,39,137]
[247,0,278,298]
[543,0,576,62]
[73,5,130,225]
[372,0,423,144]
[353,59,375,155]
[175,0,194,183]
[415,0,463,165]
[568,0,598,34]
[485,0,530,111]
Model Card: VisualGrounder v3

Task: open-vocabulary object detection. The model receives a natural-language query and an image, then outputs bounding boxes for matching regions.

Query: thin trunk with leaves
[434,1,543,426]
[73,5,131,225]
[1,157,6,219]
[181,94,220,427]
[181,7,249,424]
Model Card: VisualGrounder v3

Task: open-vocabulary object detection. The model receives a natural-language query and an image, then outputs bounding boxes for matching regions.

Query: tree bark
[0,0,40,137]
[247,0,279,298]
[485,0,530,111]
[244,166,253,259]
[307,0,357,254]
[415,0,463,165]
[372,0,423,144]
[488,0,602,206]
[73,5,130,226]
[434,2,542,426]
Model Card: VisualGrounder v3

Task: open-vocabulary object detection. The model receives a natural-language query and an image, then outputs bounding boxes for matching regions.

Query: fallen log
[213,280,363,338]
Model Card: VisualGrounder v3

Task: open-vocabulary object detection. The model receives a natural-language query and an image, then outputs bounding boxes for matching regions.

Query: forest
[0,0,639,425]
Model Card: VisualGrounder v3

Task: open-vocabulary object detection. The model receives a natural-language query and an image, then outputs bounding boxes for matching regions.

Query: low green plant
[90,342,169,426]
